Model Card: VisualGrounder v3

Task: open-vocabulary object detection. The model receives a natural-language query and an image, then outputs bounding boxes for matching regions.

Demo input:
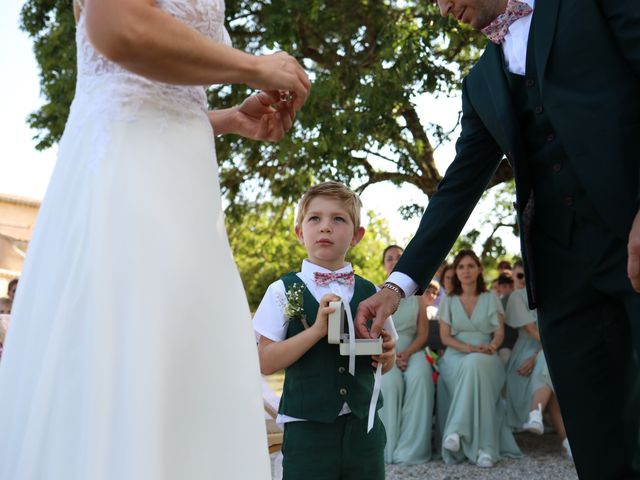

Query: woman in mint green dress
[379,245,435,465]
[436,250,521,468]
[505,287,572,458]
[505,288,542,429]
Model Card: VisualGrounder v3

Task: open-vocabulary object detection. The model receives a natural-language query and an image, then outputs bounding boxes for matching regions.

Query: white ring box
[327,301,382,355]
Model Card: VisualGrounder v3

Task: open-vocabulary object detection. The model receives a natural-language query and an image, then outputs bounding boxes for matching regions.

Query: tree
[20,1,518,266]
[20,1,511,208]
[226,202,394,311]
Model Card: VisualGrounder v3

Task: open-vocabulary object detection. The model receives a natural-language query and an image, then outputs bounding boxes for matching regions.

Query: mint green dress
[436,292,521,465]
[505,289,554,428]
[379,296,435,465]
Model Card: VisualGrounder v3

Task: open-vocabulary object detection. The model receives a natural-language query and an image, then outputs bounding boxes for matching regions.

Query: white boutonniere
[279,283,310,329]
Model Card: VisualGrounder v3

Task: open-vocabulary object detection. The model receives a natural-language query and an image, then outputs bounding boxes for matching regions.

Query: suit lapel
[533,0,560,90]
[481,43,519,156]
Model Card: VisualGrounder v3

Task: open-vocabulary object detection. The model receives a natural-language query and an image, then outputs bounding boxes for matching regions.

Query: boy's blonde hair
[296,181,362,231]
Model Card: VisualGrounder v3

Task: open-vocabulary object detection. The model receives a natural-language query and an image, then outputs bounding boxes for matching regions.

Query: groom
[356,0,640,478]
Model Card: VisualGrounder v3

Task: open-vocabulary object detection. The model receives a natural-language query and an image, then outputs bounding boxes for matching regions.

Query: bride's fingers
[256,115,270,141]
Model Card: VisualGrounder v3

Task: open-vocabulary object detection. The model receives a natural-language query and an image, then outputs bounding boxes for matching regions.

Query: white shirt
[253,260,397,423]
[502,0,535,75]
[389,0,535,295]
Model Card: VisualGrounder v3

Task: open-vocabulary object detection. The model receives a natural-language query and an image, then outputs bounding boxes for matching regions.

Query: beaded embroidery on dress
[0,1,270,479]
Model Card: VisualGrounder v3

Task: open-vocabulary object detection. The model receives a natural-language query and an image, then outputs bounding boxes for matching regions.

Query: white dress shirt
[502,0,535,75]
[389,0,535,295]
[253,259,397,424]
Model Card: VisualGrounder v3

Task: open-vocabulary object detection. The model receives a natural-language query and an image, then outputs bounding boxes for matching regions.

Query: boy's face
[0,304,10,315]
[295,196,365,270]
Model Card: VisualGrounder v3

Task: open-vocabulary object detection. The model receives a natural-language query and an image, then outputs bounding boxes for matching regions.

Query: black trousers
[533,211,640,480]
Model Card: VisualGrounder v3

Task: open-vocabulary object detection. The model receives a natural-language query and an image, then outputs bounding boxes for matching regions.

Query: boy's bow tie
[314,271,355,286]
[481,0,532,44]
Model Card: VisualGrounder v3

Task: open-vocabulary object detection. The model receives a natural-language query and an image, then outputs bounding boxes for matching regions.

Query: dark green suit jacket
[396,0,640,307]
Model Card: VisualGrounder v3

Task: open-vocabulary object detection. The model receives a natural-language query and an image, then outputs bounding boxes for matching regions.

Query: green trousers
[282,413,386,480]
[533,211,640,480]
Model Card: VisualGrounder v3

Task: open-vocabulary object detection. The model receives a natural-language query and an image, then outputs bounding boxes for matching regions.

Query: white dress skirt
[0,1,270,478]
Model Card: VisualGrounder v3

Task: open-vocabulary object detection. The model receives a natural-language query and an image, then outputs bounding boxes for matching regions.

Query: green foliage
[227,203,394,311]
[20,0,77,150]
[451,179,518,268]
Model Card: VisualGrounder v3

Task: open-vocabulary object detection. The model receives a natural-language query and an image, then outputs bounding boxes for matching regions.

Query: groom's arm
[356,78,505,339]
[598,0,640,79]
[393,79,505,293]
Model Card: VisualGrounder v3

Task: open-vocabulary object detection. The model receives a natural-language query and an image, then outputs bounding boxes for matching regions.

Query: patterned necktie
[314,271,355,287]
[481,0,533,44]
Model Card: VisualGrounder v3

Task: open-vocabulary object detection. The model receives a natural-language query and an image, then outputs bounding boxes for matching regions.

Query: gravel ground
[385,432,578,480]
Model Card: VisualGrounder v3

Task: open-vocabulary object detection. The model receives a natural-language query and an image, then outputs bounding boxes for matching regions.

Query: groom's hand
[628,208,640,292]
[355,288,400,339]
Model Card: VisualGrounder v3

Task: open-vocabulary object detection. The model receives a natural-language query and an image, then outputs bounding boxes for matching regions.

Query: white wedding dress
[0,1,270,478]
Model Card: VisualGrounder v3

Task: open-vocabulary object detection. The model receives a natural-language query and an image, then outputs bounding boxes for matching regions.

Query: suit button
[563,195,574,206]
[534,105,544,114]
[338,366,346,374]
[526,78,535,87]
[339,388,348,396]
[546,132,556,142]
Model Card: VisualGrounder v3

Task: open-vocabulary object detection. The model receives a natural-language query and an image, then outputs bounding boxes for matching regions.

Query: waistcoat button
[339,388,348,396]
[338,366,346,374]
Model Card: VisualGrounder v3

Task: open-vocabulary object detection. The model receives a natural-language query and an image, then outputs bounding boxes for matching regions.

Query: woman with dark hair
[436,250,521,467]
[378,245,435,465]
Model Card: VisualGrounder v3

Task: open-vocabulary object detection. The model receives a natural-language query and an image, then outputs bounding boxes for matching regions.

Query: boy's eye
[308,215,320,222]
[334,216,346,222]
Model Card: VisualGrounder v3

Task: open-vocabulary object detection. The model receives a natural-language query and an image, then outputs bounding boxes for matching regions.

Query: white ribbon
[342,298,382,433]
[342,298,356,376]
[367,363,383,433]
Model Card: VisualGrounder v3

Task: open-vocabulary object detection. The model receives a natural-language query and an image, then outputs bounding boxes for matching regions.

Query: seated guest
[512,260,525,291]
[440,264,455,296]
[379,245,435,465]
[423,280,444,356]
[436,250,521,468]
[7,278,18,302]
[0,297,11,361]
[432,262,448,306]
[505,289,572,459]
[496,272,517,364]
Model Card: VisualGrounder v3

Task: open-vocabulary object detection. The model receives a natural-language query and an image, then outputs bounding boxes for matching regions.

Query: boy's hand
[371,329,396,374]
[311,293,341,339]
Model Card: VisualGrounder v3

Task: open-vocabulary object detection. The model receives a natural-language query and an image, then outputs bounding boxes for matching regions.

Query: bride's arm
[84,0,310,109]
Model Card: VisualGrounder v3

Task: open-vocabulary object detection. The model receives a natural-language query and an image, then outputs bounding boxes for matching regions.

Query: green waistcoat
[278,272,382,423]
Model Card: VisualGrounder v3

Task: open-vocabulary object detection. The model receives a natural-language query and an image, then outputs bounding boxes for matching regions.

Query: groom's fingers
[354,301,375,338]
[628,250,640,293]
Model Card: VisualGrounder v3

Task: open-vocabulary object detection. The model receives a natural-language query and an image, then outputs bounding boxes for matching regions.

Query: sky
[0,0,519,254]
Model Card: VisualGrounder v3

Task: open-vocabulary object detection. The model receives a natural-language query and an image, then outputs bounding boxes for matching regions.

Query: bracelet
[382,282,404,313]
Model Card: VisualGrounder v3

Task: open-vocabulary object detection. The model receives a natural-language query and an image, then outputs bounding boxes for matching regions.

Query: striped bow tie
[314,271,355,287]
[481,0,532,44]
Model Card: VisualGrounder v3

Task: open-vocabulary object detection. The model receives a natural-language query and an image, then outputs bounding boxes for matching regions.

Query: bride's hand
[248,52,311,112]
[231,91,295,142]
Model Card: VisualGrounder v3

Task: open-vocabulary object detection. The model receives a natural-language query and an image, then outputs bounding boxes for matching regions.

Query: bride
[0,0,310,478]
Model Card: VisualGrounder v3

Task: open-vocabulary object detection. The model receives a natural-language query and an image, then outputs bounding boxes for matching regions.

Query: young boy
[253,181,396,480]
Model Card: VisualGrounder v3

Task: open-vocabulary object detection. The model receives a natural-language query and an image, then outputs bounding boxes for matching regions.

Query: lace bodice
[74,0,230,118]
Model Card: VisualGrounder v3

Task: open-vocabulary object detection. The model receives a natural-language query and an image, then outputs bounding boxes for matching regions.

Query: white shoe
[443,433,460,452]
[562,438,573,460]
[522,403,544,435]
[476,449,493,468]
